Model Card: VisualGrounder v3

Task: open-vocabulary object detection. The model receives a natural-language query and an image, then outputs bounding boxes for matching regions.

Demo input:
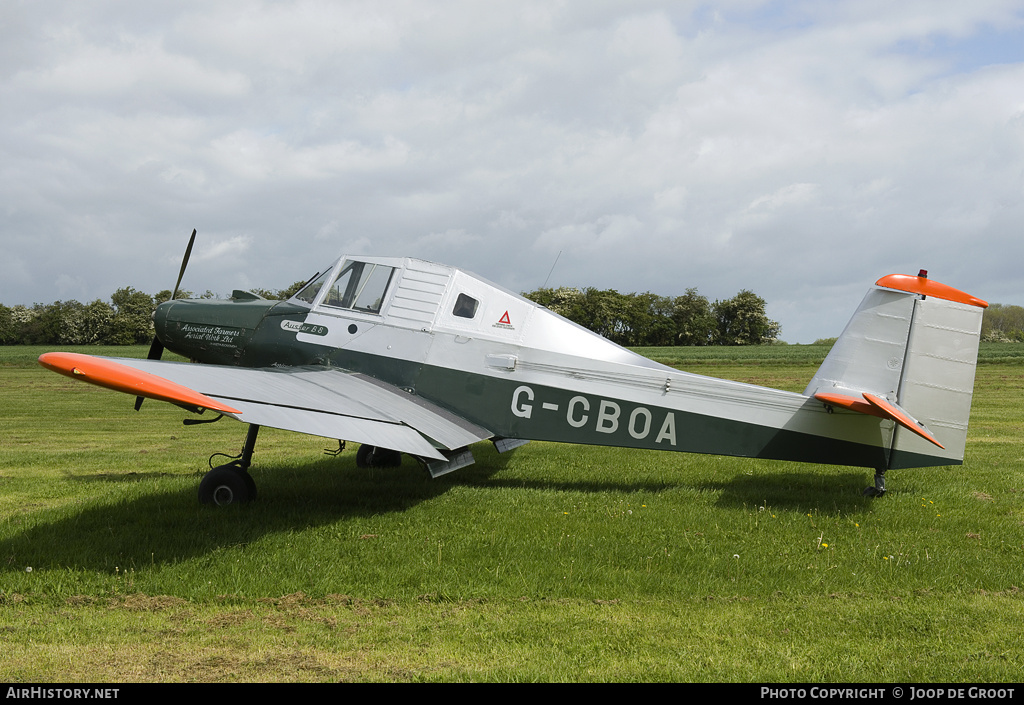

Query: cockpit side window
[453,293,479,319]
[322,261,396,314]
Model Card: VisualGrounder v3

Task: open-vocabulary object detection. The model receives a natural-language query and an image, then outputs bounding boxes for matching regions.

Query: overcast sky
[3,1,1023,342]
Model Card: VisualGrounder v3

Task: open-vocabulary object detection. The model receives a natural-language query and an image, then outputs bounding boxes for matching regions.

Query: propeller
[135,228,196,410]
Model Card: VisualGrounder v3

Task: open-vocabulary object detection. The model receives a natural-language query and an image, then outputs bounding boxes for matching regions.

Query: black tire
[241,469,258,501]
[356,444,402,468]
[198,465,253,506]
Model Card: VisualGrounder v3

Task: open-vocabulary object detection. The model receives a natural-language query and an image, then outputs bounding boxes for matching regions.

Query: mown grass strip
[1,345,1022,682]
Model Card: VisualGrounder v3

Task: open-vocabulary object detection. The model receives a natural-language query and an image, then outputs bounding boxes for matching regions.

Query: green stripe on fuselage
[327,347,891,469]
[228,321,945,471]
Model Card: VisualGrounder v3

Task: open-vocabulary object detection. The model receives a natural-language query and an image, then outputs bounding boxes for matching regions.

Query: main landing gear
[198,424,260,506]
[196,424,467,505]
[862,468,887,498]
[355,444,402,468]
[195,425,413,506]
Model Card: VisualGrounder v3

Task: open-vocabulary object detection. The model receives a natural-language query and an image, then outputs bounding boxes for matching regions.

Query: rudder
[805,272,987,469]
[887,288,985,468]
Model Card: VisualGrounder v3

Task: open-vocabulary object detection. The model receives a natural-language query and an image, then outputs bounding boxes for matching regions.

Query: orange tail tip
[875,273,988,308]
[38,352,241,415]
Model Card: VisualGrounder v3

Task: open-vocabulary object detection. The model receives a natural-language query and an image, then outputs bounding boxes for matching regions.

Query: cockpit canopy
[289,255,665,370]
[292,256,481,327]
[293,260,396,314]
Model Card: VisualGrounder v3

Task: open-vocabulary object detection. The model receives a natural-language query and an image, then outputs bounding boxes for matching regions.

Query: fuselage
[151,255,930,470]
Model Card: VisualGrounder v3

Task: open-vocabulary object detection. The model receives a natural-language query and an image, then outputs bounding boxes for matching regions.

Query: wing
[39,353,491,460]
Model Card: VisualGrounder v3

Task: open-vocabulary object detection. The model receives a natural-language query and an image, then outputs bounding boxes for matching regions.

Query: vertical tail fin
[805,272,987,469]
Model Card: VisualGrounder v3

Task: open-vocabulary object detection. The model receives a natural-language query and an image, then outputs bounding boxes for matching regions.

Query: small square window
[453,293,479,319]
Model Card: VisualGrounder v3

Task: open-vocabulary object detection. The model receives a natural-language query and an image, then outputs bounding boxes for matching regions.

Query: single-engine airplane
[39,232,988,505]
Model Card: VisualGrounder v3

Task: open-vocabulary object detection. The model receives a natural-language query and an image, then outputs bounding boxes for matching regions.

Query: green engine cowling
[154,293,313,366]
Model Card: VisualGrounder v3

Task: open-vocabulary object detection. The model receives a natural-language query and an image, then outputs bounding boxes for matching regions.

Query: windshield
[292,270,332,305]
[322,261,396,314]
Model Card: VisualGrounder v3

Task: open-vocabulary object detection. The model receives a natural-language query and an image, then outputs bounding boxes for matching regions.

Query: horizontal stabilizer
[39,352,241,415]
[813,391,944,449]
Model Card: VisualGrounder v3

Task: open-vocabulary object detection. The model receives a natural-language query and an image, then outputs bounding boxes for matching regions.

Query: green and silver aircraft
[40,233,988,505]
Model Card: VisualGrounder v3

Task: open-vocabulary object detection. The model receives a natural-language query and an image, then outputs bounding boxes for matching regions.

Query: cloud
[195,235,252,262]
[3,1,1023,342]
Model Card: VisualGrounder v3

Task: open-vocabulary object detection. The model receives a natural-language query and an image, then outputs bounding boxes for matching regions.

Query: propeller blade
[146,337,165,360]
[136,228,196,411]
[136,335,165,410]
[171,228,197,300]
[136,339,164,409]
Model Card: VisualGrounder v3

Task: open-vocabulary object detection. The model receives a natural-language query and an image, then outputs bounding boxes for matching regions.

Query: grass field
[1,344,1022,682]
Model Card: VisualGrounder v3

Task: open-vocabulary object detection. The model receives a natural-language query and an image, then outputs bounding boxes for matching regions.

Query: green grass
[633,343,835,367]
[634,341,1024,368]
[1,345,1023,681]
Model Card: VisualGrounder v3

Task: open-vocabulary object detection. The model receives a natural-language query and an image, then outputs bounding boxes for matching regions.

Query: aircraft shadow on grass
[2,440,544,573]
[702,470,878,514]
[3,446,873,574]
[474,464,874,514]
[1,450,515,574]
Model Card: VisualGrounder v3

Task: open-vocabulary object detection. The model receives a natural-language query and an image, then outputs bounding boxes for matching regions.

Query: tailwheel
[862,469,887,498]
[356,444,402,468]
[198,463,255,506]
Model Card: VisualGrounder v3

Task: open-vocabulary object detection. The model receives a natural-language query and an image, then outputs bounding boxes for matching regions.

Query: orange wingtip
[876,273,988,308]
[38,352,241,415]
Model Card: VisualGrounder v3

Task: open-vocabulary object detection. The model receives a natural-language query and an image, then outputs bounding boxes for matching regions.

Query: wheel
[241,469,258,501]
[356,444,402,468]
[198,465,254,506]
[862,470,887,498]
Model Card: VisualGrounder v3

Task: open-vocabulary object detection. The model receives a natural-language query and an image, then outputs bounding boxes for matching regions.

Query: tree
[524,283,780,346]
[671,288,716,346]
[30,299,112,345]
[982,303,1024,342]
[712,290,781,345]
[576,288,630,343]
[155,288,193,304]
[19,303,58,344]
[621,292,672,346]
[49,300,90,345]
[107,287,155,345]
[81,299,116,344]
[6,305,38,344]
[0,305,15,344]
[524,286,585,321]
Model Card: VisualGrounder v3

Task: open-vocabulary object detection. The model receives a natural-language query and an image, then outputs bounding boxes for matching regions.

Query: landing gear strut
[355,444,402,468]
[198,424,260,506]
[862,468,886,498]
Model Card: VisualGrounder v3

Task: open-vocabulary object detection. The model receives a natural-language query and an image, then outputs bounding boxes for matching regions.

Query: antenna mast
[541,250,562,289]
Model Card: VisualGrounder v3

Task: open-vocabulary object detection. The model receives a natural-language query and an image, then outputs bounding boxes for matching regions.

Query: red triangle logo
[498,311,512,325]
